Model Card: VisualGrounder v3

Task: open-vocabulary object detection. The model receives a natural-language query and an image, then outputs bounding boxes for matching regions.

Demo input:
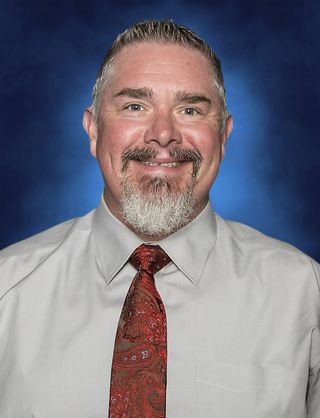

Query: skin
[83,41,233,240]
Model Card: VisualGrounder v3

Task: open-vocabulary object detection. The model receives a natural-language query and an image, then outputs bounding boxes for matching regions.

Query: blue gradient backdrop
[1,0,319,261]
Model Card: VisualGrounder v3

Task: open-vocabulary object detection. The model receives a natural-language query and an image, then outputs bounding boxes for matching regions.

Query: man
[0,19,319,418]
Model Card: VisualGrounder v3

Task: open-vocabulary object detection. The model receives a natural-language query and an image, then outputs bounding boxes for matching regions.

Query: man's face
[84,42,232,237]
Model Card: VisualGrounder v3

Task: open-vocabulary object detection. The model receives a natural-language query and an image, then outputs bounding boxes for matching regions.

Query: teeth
[142,161,181,167]
[142,161,158,166]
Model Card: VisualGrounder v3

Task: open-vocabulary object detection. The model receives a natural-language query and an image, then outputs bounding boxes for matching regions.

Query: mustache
[121,147,203,178]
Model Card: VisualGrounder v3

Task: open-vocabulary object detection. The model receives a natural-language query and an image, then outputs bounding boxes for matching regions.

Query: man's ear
[221,114,233,160]
[83,107,98,158]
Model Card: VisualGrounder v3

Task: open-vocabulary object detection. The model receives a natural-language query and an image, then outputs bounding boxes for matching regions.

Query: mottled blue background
[1,0,319,261]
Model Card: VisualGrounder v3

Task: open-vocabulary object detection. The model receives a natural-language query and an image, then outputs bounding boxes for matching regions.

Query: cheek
[97,121,145,160]
[202,141,222,167]
[183,125,222,162]
[184,127,223,193]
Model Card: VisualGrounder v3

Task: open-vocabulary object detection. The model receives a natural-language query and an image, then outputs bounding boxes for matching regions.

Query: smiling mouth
[121,147,203,179]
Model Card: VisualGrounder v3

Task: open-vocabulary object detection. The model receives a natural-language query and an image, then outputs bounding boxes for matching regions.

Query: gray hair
[91,19,228,130]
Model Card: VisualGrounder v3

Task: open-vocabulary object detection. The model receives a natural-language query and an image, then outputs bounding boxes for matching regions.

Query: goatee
[119,147,202,237]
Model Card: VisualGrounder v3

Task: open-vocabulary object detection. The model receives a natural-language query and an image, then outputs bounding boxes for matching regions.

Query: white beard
[120,175,198,237]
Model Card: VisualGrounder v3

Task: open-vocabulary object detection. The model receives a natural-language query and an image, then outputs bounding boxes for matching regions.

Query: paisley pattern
[109,244,171,418]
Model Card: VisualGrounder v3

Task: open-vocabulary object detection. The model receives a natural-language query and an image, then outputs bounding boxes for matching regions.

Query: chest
[1,267,311,418]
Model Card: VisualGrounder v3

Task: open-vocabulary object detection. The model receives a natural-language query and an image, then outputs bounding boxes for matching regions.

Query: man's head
[83,19,233,240]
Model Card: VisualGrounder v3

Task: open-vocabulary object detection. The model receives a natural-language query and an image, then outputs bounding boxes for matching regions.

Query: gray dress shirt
[0,198,319,418]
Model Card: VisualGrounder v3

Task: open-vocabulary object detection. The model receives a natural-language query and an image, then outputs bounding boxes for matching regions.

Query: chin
[120,174,199,237]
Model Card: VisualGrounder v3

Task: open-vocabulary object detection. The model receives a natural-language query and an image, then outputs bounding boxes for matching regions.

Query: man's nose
[144,111,182,147]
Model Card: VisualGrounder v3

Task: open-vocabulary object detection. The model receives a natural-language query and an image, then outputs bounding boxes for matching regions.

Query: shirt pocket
[194,362,283,418]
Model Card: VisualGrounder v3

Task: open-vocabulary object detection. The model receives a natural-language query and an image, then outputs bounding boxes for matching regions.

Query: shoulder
[0,210,95,300]
[217,213,315,261]
[215,214,320,290]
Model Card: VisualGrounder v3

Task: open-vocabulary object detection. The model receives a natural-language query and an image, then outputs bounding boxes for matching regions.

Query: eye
[126,103,143,112]
[182,107,199,116]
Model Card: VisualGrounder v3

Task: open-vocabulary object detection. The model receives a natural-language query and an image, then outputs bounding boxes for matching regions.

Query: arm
[306,260,320,417]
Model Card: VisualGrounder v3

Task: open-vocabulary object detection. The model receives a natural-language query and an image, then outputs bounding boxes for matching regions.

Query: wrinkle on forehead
[109,41,213,82]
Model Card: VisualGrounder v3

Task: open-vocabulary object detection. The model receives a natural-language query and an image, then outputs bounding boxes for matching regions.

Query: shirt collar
[92,197,142,285]
[92,196,217,286]
[158,202,217,286]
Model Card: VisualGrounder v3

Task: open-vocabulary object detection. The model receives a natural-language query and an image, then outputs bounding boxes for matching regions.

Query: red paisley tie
[108,244,171,418]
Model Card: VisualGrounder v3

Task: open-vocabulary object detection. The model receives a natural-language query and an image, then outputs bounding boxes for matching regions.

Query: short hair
[92,19,228,130]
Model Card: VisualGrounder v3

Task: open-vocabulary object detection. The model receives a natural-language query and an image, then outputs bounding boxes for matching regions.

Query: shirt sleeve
[306,260,320,417]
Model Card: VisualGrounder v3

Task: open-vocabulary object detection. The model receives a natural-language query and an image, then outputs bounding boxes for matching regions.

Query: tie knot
[129,244,171,275]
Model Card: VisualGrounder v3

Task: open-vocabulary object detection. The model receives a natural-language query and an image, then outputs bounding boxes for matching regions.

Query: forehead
[106,41,215,96]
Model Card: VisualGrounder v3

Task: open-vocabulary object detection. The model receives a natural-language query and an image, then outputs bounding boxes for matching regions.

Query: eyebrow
[114,87,212,105]
[175,91,212,105]
[114,87,153,99]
